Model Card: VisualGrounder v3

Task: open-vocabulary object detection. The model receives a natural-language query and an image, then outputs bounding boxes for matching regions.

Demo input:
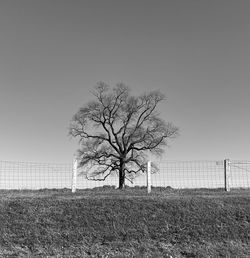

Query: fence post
[224,159,231,192]
[72,158,78,193]
[147,161,151,194]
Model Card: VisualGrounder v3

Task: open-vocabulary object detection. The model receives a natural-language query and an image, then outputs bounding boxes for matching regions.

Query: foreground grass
[0,187,250,257]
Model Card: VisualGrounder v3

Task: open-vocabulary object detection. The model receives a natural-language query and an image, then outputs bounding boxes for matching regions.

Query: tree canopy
[69,82,179,189]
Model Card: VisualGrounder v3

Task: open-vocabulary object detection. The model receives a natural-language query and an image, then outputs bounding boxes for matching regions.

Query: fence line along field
[0,159,250,191]
[1,159,250,256]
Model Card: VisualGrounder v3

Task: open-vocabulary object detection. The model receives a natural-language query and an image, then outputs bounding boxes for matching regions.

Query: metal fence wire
[0,159,249,190]
[229,160,250,188]
[0,160,72,189]
[150,160,225,189]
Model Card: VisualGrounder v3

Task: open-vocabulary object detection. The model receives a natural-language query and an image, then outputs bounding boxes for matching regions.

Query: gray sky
[0,0,250,163]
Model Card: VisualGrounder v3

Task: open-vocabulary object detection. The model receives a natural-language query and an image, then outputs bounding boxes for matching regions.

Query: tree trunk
[118,160,125,189]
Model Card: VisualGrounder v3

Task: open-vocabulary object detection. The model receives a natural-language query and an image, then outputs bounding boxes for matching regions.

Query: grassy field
[0,187,250,257]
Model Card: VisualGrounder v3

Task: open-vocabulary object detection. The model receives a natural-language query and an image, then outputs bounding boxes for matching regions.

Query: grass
[0,187,250,257]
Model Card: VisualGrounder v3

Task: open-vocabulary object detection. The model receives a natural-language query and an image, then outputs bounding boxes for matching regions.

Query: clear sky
[0,0,250,163]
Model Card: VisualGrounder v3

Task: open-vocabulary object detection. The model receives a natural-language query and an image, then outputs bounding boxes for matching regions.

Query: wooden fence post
[147,161,151,194]
[224,159,231,192]
[72,158,77,193]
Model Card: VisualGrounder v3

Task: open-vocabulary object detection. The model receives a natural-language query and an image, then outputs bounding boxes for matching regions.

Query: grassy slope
[0,188,250,257]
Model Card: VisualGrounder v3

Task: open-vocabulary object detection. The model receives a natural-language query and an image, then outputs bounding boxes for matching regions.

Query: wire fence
[0,160,72,189]
[0,159,249,190]
[151,160,225,189]
[230,160,250,188]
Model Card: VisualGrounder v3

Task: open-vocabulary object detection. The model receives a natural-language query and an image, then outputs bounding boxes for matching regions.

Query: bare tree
[69,82,179,189]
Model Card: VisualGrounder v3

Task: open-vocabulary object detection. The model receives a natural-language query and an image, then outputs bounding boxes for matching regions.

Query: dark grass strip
[0,188,250,257]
